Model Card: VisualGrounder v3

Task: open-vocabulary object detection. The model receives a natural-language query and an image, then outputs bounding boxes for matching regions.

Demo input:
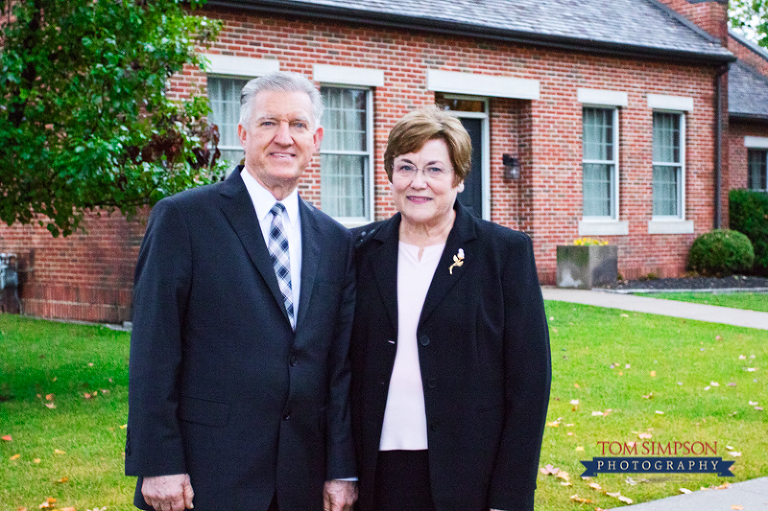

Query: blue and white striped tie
[268,203,295,330]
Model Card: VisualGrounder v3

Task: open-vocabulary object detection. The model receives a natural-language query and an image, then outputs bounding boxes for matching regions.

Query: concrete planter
[556,245,618,289]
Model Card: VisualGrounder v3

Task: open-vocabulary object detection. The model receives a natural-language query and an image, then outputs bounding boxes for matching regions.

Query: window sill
[578,220,628,236]
[339,219,372,229]
[648,219,694,234]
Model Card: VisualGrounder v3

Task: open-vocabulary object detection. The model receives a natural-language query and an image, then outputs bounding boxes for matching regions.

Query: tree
[730,0,768,48]
[0,0,225,237]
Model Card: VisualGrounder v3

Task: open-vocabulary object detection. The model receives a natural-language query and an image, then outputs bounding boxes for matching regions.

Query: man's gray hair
[239,71,324,129]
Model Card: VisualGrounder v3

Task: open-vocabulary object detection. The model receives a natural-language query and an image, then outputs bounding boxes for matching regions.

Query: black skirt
[374,450,436,511]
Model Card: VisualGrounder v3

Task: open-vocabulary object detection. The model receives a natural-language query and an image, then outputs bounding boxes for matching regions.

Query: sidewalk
[541,286,768,509]
[541,287,768,330]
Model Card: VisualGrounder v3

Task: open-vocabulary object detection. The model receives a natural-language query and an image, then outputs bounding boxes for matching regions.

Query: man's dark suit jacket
[350,202,551,511]
[125,167,356,511]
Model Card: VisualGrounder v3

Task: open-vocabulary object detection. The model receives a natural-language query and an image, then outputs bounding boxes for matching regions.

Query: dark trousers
[374,450,436,511]
[267,494,279,511]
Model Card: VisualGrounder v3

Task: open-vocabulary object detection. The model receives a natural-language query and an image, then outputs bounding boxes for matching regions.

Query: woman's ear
[457,181,465,193]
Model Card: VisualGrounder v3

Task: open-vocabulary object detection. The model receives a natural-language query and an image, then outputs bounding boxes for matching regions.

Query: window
[319,87,372,221]
[748,149,767,192]
[207,77,248,169]
[652,112,684,217]
[582,108,618,218]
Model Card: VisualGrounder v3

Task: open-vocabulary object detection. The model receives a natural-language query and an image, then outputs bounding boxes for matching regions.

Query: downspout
[714,63,729,229]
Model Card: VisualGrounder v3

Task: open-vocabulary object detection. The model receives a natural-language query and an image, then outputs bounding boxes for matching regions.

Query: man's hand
[142,473,194,511]
[323,479,357,511]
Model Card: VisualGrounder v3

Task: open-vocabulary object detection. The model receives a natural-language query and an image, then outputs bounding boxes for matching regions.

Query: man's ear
[313,126,324,152]
[237,123,247,148]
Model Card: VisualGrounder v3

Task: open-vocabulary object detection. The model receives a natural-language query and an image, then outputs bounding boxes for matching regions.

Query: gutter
[729,112,768,122]
[206,0,736,65]
[715,63,729,229]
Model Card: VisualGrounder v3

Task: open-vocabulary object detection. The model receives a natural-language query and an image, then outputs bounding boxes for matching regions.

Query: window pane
[320,154,368,218]
[321,88,366,152]
[583,163,613,217]
[653,165,679,216]
[208,77,249,169]
[582,108,615,217]
[748,149,767,191]
[653,113,680,164]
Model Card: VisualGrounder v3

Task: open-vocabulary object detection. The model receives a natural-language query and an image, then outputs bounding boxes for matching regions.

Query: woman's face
[391,138,462,228]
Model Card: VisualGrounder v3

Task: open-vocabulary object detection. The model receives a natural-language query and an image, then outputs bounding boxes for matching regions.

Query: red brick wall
[728,121,768,190]
[0,211,146,323]
[729,35,768,76]
[0,6,728,320]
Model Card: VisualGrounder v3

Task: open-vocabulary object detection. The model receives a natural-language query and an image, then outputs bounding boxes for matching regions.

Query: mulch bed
[602,275,768,292]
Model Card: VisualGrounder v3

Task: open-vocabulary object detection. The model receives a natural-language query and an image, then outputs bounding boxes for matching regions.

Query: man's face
[238,90,323,194]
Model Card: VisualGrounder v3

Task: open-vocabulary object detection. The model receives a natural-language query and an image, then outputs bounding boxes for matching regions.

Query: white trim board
[427,70,539,100]
[314,64,384,87]
[203,54,279,77]
[578,89,628,107]
[745,136,768,149]
[647,94,694,112]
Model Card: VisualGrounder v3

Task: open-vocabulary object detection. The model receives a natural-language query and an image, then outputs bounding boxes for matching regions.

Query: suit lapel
[296,198,319,330]
[218,168,291,325]
[419,203,478,327]
[368,214,401,334]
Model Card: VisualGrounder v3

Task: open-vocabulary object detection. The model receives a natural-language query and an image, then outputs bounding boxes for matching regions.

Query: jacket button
[419,335,430,346]
[289,354,297,367]
[428,378,436,388]
[283,411,292,420]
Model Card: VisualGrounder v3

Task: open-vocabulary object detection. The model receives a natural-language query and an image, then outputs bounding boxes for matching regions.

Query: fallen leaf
[38,498,56,509]
[592,411,604,416]
[45,402,56,409]
[726,445,734,450]
[727,382,737,387]
[546,421,560,427]
[560,481,573,486]
[655,410,664,414]
[34,458,41,463]
[574,383,580,388]
[2,435,11,442]
[625,364,631,369]
[575,446,584,451]
[679,487,692,494]
[88,362,94,367]
[650,370,656,377]
[704,386,711,391]
[45,394,54,401]
[83,392,93,399]
[739,355,746,360]
[570,399,580,405]
[54,477,69,484]
[711,381,720,387]
[540,464,560,476]
[727,451,741,457]
[732,506,744,510]
[746,368,756,372]
[749,401,759,406]
[119,424,127,429]
[567,432,574,436]
[716,335,722,340]
[569,494,593,504]
[642,393,653,399]
[588,482,602,491]
[625,477,638,485]
[556,470,570,481]
[10,454,20,460]
[620,313,629,318]
[717,483,731,490]
[60,508,77,511]
[756,406,764,411]
[54,449,66,455]
[638,432,652,439]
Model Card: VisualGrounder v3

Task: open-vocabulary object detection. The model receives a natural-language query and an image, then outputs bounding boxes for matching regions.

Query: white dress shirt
[379,241,445,451]
[240,167,303,319]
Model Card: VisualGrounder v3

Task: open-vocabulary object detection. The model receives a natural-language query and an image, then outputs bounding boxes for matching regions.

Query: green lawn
[1,308,767,511]
[635,291,768,313]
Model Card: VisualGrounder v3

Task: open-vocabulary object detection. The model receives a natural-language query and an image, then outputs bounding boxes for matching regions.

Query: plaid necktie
[268,203,295,330]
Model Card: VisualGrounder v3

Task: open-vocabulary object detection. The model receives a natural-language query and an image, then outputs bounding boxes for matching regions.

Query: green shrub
[730,189,768,275]
[688,229,754,277]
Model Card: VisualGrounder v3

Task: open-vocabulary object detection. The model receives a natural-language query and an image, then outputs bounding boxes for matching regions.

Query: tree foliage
[730,0,768,48]
[0,0,225,236]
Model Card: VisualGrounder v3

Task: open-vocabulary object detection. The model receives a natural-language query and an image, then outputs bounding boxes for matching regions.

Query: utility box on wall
[556,245,618,289]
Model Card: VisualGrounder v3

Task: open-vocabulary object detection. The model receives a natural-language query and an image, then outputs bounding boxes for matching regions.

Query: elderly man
[126,71,357,511]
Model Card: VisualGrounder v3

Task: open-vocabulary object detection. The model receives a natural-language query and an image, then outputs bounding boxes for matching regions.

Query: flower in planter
[573,237,609,246]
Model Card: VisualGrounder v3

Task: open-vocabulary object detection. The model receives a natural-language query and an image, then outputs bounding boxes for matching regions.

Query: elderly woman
[349,107,551,511]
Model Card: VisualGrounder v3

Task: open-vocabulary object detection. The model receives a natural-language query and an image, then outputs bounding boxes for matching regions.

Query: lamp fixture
[502,154,520,180]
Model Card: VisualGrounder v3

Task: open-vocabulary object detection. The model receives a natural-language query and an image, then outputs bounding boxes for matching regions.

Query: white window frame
[747,148,768,192]
[318,85,375,226]
[314,65,383,226]
[649,110,694,234]
[203,56,281,175]
[577,89,628,236]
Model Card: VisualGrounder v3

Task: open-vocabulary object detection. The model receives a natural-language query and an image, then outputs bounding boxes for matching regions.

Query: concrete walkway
[541,286,768,509]
[541,287,768,330]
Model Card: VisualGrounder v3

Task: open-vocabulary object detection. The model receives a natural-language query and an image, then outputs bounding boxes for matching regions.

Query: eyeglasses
[393,163,453,180]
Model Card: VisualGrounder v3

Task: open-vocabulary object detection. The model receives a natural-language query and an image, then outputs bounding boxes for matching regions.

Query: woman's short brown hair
[384,106,472,186]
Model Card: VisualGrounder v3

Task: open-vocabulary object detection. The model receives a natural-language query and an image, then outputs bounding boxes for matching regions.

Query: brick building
[3,0,764,323]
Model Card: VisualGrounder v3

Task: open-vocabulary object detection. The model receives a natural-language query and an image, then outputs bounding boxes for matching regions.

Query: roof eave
[206,0,736,65]
[729,112,768,122]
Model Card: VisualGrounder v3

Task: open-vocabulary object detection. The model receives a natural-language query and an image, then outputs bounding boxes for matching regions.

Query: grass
[1,307,767,511]
[635,291,768,313]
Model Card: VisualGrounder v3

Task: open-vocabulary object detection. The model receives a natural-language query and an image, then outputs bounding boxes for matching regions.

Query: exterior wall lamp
[502,154,520,180]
